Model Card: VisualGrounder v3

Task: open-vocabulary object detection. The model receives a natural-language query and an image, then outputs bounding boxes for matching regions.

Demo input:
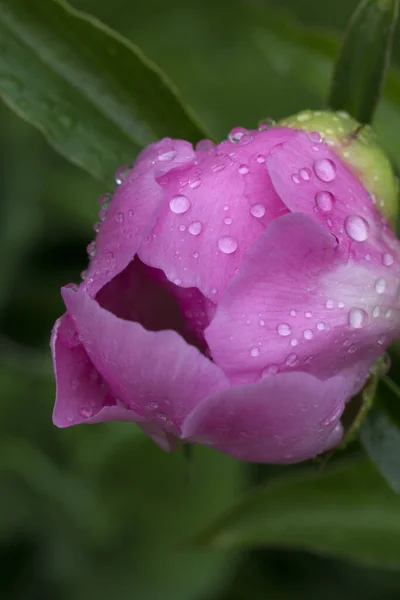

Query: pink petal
[205,213,399,385]
[266,130,396,258]
[138,128,293,301]
[52,314,145,427]
[182,372,347,463]
[61,286,229,433]
[84,139,195,297]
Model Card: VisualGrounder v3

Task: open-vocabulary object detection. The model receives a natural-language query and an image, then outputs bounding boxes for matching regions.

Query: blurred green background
[3,0,400,598]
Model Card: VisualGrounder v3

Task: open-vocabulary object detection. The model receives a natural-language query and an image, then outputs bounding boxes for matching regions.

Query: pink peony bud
[51,113,400,463]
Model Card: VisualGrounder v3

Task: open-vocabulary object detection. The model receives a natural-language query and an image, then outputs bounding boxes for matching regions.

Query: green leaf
[361,376,400,493]
[197,459,400,567]
[0,0,207,184]
[71,439,244,600]
[329,0,399,123]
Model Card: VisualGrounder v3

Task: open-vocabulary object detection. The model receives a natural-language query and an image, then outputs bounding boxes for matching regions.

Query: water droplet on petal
[99,208,108,222]
[309,131,322,143]
[290,309,297,317]
[192,251,199,259]
[173,278,182,285]
[98,193,112,207]
[258,118,276,131]
[238,164,249,175]
[349,344,357,353]
[385,309,393,319]
[189,178,202,189]
[158,150,177,161]
[115,212,124,223]
[188,221,202,236]
[349,307,368,329]
[115,164,131,185]
[285,353,298,366]
[313,158,336,182]
[344,215,369,241]
[262,364,278,377]
[290,338,299,347]
[169,194,190,214]
[87,241,96,257]
[223,216,233,225]
[317,322,326,331]
[250,204,266,218]
[79,406,93,418]
[256,154,266,164]
[250,346,260,357]
[375,278,386,294]
[218,236,238,254]
[93,222,101,233]
[277,323,292,337]
[291,173,300,184]
[326,299,334,309]
[383,252,394,267]
[196,139,214,152]
[315,190,334,212]
[372,306,380,318]
[299,168,311,181]
[303,329,313,340]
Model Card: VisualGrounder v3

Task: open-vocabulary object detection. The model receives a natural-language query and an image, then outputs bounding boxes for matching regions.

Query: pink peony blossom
[51,113,400,463]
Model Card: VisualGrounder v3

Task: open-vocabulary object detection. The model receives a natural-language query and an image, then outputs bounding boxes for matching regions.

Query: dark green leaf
[197,459,400,566]
[0,0,207,184]
[329,0,399,123]
[361,376,400,493]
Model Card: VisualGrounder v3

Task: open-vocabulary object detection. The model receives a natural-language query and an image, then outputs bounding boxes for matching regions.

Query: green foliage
[0,0,207,184]
[329,0,399,123]
[197,459,400,566]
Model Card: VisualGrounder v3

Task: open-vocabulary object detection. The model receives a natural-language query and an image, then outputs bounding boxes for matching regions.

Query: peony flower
[51,110,400,463]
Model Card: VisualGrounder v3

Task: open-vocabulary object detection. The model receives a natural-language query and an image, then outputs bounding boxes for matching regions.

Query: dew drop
[179,224,186,231]
[250,346,260,357]
[169,194,190,214]
[303,329,314,340]
[349,307,368,329]
[115,164,130,185]
[193,251,199,259]
[158,150,177,161]
[173,278,182,285]
[290,338,299,347]
[99,208,108,222]
[349,344,357,354]
[309,131,322,143]
[250,204,266,218]
[189,178,202,189]
[218,236,238,254]
[290,309,297,317]
[291,173,300,184]
[79,406,93,418]
[326,299,334,309]
[262,364,278,377]
[385,309,393,319]
[315,190,334,212]
[87,241,96,257]
[277,323,292,337]
[285,353,298,366]
[238,164,249,175]
[256,154,266,164]
[375,278,386,294]
[98,192,112,207]
[196,139,214,152]
[299,167,311,181]
[317,322,326,331]
[383,252,394,267]
[224,216,233,225]
[188,221,202,236]
[93,222,101,233]
[313,158,336,182]
[115,212,124,223]
[258,118,276,131]
[344,215,369,241]
[372,306,380,318]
